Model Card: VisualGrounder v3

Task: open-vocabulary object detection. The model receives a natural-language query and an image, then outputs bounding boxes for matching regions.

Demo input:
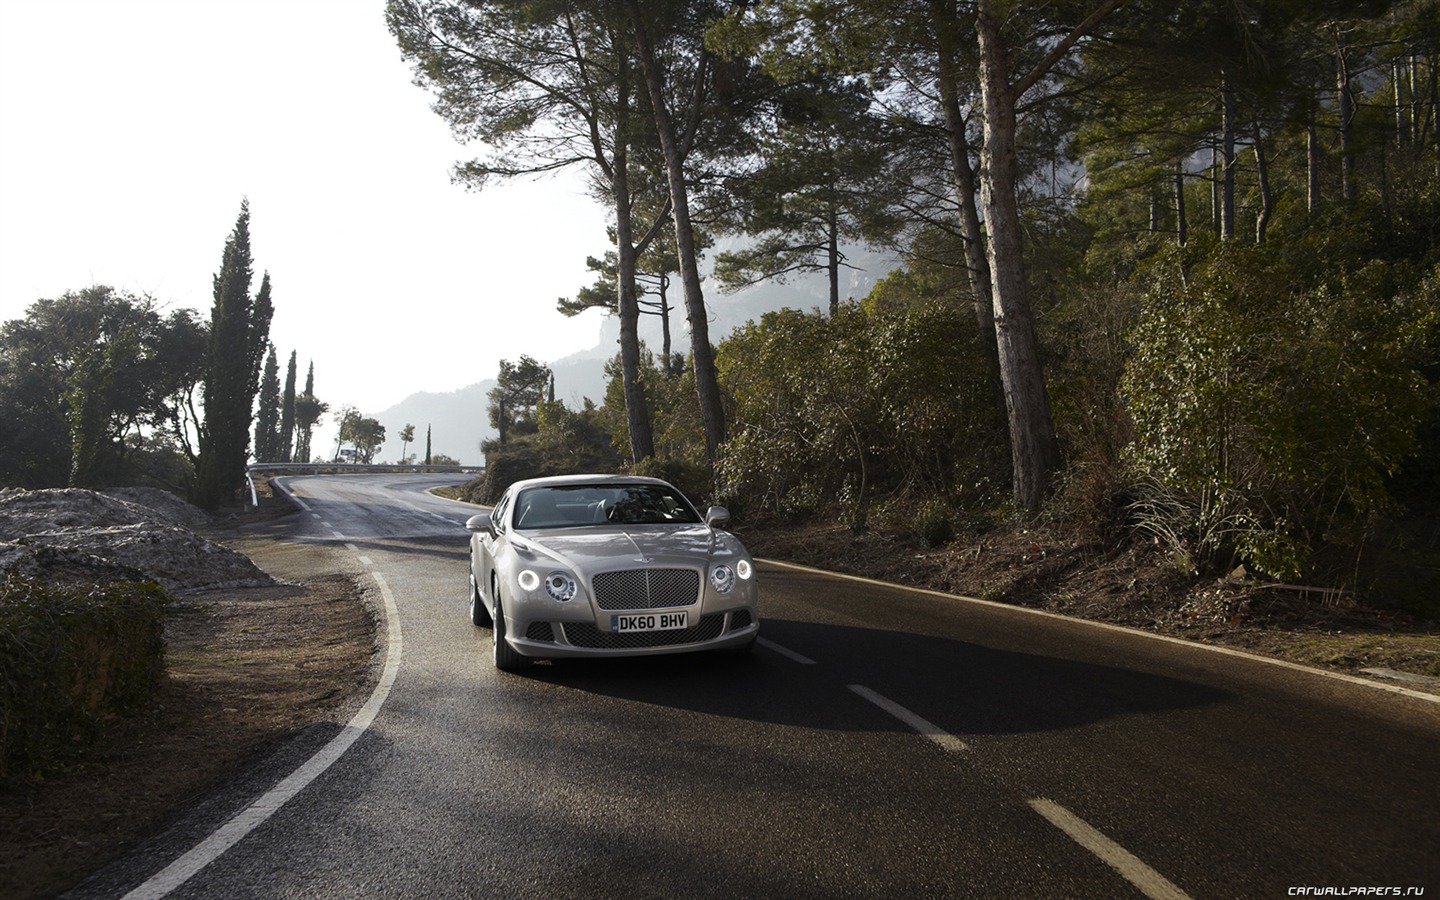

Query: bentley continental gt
[465,474,760,669]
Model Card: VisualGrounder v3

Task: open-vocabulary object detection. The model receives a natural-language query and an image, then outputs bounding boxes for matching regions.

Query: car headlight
[517,570,540,592]
[711,564,737,594]
[736,559,753,580]
[544,572,577,602]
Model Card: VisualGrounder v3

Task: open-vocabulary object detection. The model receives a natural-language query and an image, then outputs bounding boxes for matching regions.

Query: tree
[279,350,298,462]
[336,408,386,464]
[487,356,553,445]
[293,360,327,464]
[957,0,1125,511]
[0,286,206,488]
[714,77,897,317]
[65,324,141,488]
[193,201,274,510]
[625,0,732,465]
[254,344,282,463]
[425,425,432,466]
[389,0,666,464]
[399,423,416,463]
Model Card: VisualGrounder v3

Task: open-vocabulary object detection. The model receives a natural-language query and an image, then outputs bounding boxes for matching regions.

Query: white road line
[1028,798,1191,900]
[847,684,969,753]
[757,637,816,665]
[122,569,403,899]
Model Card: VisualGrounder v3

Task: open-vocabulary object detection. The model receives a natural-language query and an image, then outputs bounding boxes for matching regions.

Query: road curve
[68,473,1439,899]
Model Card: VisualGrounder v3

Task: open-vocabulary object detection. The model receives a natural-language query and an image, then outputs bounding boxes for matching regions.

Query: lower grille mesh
[563,613,725,649]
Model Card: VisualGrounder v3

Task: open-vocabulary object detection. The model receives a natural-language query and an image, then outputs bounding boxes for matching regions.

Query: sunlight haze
[0,0,610,435]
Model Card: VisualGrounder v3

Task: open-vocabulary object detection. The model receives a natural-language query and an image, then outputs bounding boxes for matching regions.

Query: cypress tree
[293,361,327,463]
[254,344,281,462]
[193,201,273,510]
[279,350,297,462]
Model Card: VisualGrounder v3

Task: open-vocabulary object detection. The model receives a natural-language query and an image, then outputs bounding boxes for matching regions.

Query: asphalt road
[69,474,1440,899]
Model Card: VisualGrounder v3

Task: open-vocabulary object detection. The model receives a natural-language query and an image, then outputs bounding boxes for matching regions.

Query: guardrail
[244,463,485,506]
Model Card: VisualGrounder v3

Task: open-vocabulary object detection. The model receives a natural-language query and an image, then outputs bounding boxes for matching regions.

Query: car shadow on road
[512,617,1229,739]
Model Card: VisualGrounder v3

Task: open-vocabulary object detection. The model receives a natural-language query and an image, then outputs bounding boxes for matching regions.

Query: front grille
[525,621,555,642]
[591,568,699,610]
[562,613,725,649]
[729,609,753,631]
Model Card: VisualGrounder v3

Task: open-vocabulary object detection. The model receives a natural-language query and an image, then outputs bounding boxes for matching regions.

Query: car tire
[468,569,492,628]
[492,589,528,671]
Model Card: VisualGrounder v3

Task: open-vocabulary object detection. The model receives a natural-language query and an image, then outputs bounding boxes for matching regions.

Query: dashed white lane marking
[122,571,402,899]
[757,637,816,665]
[1028,798,1192,900]
[847,684,969,753]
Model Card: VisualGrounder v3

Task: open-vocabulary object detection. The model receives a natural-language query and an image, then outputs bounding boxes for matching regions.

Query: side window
[492,492,511,535]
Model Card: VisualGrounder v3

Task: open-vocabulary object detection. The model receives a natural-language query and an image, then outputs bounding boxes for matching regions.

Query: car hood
[516,525,741,571]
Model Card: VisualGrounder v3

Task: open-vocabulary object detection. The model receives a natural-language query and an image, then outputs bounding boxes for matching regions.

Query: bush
[632,456,714,507]
[0,577,167,778]
[915,500,955,548]
[1121,247,1431,582]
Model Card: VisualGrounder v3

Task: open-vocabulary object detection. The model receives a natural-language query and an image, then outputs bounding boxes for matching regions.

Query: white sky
[0,0,610,419]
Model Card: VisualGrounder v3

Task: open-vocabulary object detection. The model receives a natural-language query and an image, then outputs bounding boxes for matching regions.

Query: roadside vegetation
[0,578,167,780]
[426,0,1439,628]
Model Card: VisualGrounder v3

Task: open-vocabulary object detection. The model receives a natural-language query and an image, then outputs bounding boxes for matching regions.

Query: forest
[396,0,1439,611]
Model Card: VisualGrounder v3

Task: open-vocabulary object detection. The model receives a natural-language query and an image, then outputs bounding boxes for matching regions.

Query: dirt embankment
[0,490,376,900]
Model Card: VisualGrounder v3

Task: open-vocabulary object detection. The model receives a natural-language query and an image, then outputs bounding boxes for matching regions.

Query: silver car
[465,474,760,670]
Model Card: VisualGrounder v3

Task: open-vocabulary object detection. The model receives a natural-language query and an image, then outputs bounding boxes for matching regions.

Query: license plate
[610,611,689,633]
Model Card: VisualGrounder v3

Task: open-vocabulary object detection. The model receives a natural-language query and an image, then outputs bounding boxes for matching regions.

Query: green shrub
[0,577,167,778]
[1121,247,1431,582]
[915,500,954,548]
[632,456,714,507]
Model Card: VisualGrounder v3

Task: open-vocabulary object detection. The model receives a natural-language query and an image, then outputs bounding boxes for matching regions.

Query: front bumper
[503,608,759,659]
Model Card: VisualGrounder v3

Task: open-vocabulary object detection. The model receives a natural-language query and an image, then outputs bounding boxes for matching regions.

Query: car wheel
[468,569,492,628]
[492,588,528,671]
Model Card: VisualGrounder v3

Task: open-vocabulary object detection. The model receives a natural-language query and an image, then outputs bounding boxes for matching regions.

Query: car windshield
[513,484,702,529]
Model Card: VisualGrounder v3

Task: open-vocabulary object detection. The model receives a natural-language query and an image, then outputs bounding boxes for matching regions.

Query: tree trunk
[1338,45,1355,205]
[613,145,655,462]
[628,1,726,465]
[1211,145,1221,235]
[929,0,995,339]
[1254,122,1273,244]
[827,199,840,317]
[1308,123,1321,215]
[974,0,1062,513]
[1175,162,1188,246]
[659,275,674,375]
[1220,75,1237,240]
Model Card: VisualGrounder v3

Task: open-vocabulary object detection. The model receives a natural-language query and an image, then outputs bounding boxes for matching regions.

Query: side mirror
[465,512,494,537]
[705,506,731,528]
